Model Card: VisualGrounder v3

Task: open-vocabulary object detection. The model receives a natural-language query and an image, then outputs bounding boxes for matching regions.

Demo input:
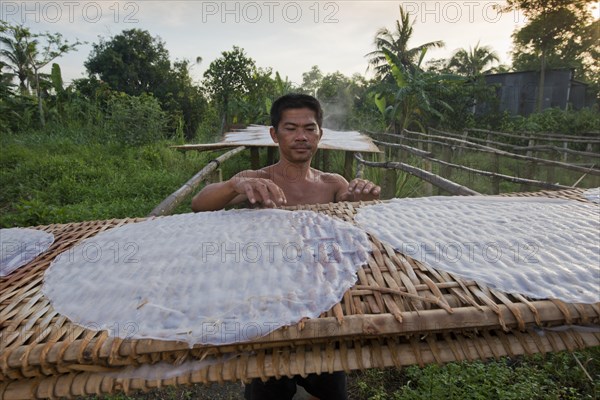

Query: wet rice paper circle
[43,209,371,346]
[1,228,54,277]
[355,197,600,304]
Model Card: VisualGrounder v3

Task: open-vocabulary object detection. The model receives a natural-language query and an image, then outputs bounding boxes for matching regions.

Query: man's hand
[338,178,381,202]
[231,177,287,207]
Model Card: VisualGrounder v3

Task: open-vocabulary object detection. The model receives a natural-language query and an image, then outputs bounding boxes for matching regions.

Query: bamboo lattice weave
[1,189,599,399]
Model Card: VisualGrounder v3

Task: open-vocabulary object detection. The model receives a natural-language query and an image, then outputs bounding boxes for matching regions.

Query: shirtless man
[191,94,379,400]
[192,93,380,212]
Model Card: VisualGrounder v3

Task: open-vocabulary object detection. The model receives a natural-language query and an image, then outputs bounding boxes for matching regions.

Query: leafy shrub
[105,93,168,145]
[498,107,600,135]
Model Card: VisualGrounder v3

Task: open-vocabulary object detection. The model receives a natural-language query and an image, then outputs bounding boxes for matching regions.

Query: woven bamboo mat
[1,189,599,399]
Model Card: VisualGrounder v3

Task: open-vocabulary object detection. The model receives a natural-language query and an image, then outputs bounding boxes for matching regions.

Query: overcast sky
[1,1,540,86]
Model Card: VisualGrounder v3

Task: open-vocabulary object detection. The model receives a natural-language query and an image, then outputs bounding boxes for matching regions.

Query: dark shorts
[244,372,348,400]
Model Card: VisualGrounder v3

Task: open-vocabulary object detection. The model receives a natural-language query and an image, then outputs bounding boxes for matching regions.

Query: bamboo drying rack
[1,188,599,399]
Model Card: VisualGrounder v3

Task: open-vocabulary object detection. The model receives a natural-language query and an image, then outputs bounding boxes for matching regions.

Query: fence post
[250,147,260,169]
[546,150,557,184]
[458,129,469,156]
[491,152,500,194]
[322,149,331,172]
[526,138,535,157]
[420,133,433,196]
[267,147,276,165]
[380,151,397,199]
[438,139,452,195]
[562,141,569,162]
[344,151,355,181]
[486,132,493,147]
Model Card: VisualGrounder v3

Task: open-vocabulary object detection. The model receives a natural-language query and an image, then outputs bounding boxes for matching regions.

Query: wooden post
[379,151,397,199]
[438,144,452,195]
[344,151,355,181]
[486,132,493,147]
[491,152,500,194]
[266,147,276,165]
[382,169,397,199]
[526,139,535,157]
[562,141,568,163]
[420,135,433,196]
[322,150,331,172]
[520,159,537,192]
[546,151,557,185]
[458,130,469,156]
[250,147,260,169]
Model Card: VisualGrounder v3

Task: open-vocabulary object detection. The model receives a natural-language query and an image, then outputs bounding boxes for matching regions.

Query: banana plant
[375,47,459,133]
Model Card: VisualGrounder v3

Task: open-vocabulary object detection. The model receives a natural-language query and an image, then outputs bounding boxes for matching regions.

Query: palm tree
[366,5,444,80]
[447,42,500,77]
[0,24,35,94]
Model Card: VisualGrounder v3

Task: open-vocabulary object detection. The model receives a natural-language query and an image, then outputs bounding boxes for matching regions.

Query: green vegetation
[351,350,599,400]
[0,129,203,227]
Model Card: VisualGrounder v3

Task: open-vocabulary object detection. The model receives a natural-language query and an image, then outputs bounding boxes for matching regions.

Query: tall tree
[86,29,171,96]
[366,5,444,80]
[300,65,323,96]
[203,46,257,132]
[501,0,598,110]
[447,42,500,77]
[86,29,207,138]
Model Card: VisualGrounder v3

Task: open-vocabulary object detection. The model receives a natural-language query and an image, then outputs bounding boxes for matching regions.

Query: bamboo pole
[399,130,600,176]
[463,127,600,143]
[354,154,480,196]
[148,146,246,217]
[4,330,599,399]
[355,152,364,179]
[371,139,571,190]
[371,139,432,157]
[431,128,599,159]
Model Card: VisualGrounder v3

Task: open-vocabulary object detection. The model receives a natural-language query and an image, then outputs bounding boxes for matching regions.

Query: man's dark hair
[270,93,323,131]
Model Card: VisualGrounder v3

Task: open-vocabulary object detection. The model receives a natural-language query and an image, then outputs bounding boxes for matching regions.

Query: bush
[105,93,168,145]
[497,107,600,135]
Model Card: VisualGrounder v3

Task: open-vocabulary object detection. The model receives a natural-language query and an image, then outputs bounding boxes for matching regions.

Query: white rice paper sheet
[1,228,54,277]
[583,187,600,204]
[355,197,600,304]
[43,209,370,346]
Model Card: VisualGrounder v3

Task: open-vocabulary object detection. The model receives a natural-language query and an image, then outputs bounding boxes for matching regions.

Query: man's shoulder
[316,170,346,185]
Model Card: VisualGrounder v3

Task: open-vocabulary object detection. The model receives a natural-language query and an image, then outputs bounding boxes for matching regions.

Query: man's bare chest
[278,180,336,206]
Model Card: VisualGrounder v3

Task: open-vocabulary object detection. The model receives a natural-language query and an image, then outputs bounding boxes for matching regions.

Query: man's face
[270,108,322,164]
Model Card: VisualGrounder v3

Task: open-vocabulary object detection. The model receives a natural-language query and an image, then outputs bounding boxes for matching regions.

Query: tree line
[1,0,598,144]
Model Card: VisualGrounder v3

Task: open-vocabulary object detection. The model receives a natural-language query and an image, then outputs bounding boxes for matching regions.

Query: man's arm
[191,170,287,212]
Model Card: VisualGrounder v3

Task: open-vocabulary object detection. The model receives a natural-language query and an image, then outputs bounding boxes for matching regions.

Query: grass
[350,350,599,400]
[0,128,245,227]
